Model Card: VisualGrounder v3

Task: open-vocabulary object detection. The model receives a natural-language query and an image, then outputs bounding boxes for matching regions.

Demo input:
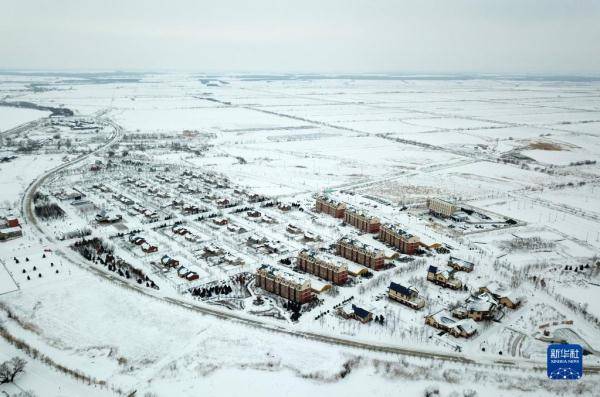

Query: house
[141,242,158,253]
[425,310,478,338]
[479,282,522,309]
[426,198,458,218]
[203,244,224,256]
[212,217,228,226]
[227,224,246,234]
[248,193,266,203]
[278,203,292,212]
[129,236,146,245]
[247,234,268,246]
[286,224,302,234]
[160,255,180,268]
[336,237,384,270]
[315,195,346,218]
[388,282,426,309]
[303,231,318,241]
[0,226,22,240]
[337,304,373,323]
[426,265,462,289]
[222,254,244,266]
[113,194,134,206]
[172,226,189,235]
[255,264,313,304]
[95,210,122,224]
[297,249,348,285]
[344,207,380,233]
[379,224,420,255]
[452,293,498,321]
[186,272,199,281]
[247,210,261,218]
[4,216,19,228]
[447,256,474,272]
[261,215,276,224]
[216,198,230,208]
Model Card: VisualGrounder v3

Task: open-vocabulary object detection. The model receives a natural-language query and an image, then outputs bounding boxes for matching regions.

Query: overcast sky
[1,0,599,74]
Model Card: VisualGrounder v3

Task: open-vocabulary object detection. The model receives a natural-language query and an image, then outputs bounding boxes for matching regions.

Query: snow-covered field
[1,73,600,396]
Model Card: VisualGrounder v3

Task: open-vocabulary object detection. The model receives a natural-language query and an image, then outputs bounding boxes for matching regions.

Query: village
[6,141,590,361]
[1,70,600,396]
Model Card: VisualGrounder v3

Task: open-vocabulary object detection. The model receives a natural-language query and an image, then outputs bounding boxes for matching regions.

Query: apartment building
[344,206,380,233]
[255,264,314,304]
[336,237,384,270]
[379,223,420,255]
[315,195,346,218]
[297,249,349,285]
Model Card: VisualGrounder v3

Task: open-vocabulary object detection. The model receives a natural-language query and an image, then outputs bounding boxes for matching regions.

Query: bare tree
[0,357,27,384]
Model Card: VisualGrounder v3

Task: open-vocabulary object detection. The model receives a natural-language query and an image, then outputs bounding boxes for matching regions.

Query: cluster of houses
[160,254,200,281]
[129,235,158,253]
[0,214,22,241]
[172,225,204,243]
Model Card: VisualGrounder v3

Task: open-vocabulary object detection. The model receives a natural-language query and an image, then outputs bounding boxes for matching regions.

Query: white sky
[1,0,599,74]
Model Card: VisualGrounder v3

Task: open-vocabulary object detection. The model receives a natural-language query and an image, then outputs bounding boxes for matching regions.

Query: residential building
[388,282,426,309]
[452,293,498,321]
[297,249,349,285]
[255,264,313,304]
[379,223,420,254]
[0,226,22,240]
[426,198,458,218]
[336,237,384,270]
[447,256,475,272]
[479,282,522,309]
[344,206,380,233]
[315,195,346,218]
[337,304,373,323]
[425,310,478,338]
[426,265,462,289]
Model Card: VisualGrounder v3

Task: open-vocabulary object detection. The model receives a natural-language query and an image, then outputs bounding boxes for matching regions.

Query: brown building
[425,310,477,338]
[388,282,426,310]
[297,249,349,285]
[336,237,384,270]
[315,195,346,218]
[255,264,314,304]
[344,207,380,233]
[426,265,462,290]
[379,224,420,255]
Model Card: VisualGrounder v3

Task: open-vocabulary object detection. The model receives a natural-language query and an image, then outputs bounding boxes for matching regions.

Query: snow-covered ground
[1,73,600,396]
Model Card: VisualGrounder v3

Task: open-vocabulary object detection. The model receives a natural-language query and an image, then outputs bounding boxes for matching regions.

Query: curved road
[18,117,600,375]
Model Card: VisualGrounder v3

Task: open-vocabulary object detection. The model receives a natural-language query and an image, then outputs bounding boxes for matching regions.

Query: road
[17,116,600,375]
